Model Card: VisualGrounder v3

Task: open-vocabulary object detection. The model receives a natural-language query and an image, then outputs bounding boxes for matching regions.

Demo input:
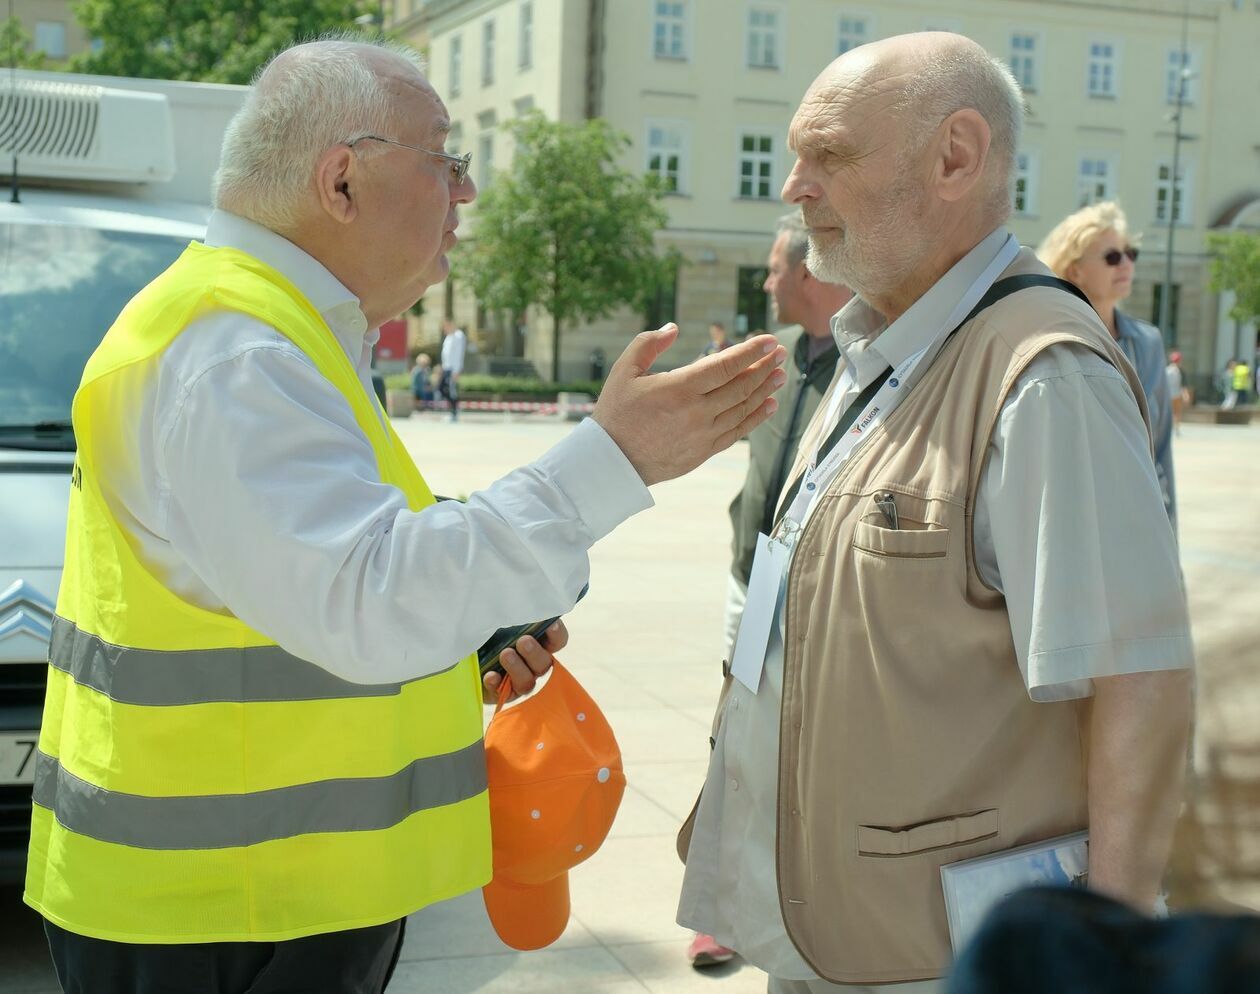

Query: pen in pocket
[875,492,899,530]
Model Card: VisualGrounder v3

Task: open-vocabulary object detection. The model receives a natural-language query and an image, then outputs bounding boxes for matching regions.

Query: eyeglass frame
[345,134,472,185]
[1101,245,1140,266]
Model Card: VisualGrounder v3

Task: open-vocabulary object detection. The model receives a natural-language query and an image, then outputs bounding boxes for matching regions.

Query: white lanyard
[776,234,1021,544]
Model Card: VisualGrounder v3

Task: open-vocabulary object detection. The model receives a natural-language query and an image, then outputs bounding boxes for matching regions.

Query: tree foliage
[68,0,373,84]
[0,18,49,69]
[460,112,680,379]
[1208,232,1260,327]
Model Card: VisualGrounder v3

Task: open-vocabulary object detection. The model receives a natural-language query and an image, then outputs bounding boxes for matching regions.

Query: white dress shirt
[441,328,467,376]
[677,228,1194,980]
[95,210,653,684]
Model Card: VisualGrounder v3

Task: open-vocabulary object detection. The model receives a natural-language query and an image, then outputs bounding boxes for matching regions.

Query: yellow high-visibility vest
[25,243,490,943]
[1233,363,1252,391]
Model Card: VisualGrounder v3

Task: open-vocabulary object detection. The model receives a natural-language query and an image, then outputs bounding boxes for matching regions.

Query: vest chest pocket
[857,808,999,857]
[852,518,950,560]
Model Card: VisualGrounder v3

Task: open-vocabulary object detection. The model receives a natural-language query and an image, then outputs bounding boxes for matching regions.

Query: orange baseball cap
[482,660,626,950]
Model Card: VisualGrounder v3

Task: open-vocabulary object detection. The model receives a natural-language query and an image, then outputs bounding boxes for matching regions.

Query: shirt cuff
[1027,633,1195,703]
[535,417,654,542]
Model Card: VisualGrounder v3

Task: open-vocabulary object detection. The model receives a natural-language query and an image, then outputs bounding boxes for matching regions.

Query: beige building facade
[9,0,89,65]
[403,0,1260,387]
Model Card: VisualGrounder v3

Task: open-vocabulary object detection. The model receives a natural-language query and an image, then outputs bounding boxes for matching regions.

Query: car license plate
[0,733,39,785]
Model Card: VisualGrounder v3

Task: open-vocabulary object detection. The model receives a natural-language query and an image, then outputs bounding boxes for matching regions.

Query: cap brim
[483,872,571,951]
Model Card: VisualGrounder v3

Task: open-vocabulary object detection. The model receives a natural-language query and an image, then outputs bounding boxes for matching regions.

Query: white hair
[213,34,427,233]
[895,40,1026,223]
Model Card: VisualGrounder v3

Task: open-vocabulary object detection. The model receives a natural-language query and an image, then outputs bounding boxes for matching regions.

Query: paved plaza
[2,413,1258,994]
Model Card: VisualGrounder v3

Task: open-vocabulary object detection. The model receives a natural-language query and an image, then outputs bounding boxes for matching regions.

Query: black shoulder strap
[769,274,1092,533]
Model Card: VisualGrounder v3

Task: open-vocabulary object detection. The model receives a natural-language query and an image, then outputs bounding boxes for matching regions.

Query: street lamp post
[1158,6,1192,348]
[354,0,388,38]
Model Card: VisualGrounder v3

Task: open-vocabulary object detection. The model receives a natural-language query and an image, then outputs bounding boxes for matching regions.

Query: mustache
[803,211,843,230]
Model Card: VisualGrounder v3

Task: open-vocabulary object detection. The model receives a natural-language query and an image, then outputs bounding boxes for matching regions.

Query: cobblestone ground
[2,415,1257,994]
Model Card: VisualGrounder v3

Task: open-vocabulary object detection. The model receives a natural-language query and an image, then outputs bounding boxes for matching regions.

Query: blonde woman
[1038,202,1176,529]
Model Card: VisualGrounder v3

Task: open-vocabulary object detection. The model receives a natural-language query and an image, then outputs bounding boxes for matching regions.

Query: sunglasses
[1102,246,1139,266]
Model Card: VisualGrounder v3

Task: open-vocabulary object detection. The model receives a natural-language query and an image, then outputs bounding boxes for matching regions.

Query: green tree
[1208,232,1260,328]
[0,17,49,69]
[460,112,680,380]
[68,0,373,84]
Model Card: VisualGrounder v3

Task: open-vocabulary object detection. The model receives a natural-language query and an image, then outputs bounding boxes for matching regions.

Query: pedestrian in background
[411,352,435,409]
[1231,356,1252,406]
[687,210,852,971]
[439,317,466,421]
[1038,201,1177,529]
[1220,358,1239,408]
[1165,350,1186,434]
[699,321,731,358]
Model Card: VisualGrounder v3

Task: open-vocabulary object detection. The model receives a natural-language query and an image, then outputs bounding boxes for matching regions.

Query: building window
[478,112,496,188]
[449,36,462,97]
[447,123,463,156]
[644,264,679,330]
[1154,160,1191,224]
[738,133,775,200]
[482,19,496,86]
[736,265,770,336]
[1010,32,1037,92]
[1014,150,1038,216]
[34,21,67,59]
[1076,156,1114,207]
[519,1,533,69]
[837,14,869,55]
[747,6,780,69]
[1165,48,1195,105]
[513,95,535,117]
[653,1,688,60]
[1087,41,1117,98]
[646,121,686,193]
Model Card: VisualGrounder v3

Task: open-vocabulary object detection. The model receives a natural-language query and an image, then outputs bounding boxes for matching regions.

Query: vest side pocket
[856,809,999,857]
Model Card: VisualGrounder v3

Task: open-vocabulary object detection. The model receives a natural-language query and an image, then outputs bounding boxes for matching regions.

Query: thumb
[614,323,679,378]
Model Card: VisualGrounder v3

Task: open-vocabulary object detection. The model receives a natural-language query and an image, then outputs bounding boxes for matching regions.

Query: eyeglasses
[346,135,472,185]
[1102,246,1139,266]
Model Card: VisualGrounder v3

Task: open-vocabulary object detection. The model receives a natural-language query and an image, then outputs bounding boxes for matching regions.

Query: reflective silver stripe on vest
[32,743,487,850]
[48,616,460,705]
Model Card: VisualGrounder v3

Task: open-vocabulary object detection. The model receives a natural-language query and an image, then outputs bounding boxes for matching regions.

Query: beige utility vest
[683,252,1151,985]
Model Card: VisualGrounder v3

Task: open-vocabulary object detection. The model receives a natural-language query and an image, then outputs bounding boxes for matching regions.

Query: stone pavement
[2,413,1257,994]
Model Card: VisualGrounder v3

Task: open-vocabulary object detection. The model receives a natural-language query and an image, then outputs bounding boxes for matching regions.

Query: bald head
[214,35,433,233]
[792,32,1024,224]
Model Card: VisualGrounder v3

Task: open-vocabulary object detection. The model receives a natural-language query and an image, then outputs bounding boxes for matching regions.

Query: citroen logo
[0,579,56,661]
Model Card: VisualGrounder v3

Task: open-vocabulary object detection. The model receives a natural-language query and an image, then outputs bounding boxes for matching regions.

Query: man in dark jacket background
[723,211,853,654]
[688,211,852,971]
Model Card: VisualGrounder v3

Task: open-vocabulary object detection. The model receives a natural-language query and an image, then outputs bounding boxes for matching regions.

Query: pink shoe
[687,931,736,968]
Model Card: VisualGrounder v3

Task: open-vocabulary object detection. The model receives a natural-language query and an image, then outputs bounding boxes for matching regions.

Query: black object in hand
[476,584,589,677]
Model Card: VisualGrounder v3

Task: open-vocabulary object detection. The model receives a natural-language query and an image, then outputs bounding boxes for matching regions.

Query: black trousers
[44,918,406,994]
[439,372,459,418]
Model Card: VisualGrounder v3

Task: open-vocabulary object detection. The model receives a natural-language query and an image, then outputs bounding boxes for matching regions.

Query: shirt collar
[831,226,1011,378]
[204,209,372,359]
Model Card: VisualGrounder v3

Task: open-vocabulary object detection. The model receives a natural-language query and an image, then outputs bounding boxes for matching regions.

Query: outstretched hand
[592,325,787,486]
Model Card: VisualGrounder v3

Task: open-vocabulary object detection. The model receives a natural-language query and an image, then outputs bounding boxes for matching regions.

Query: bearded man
[675,32,1193,994]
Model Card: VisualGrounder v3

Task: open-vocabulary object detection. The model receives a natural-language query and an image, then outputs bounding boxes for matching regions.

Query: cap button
[597,768,611,783]
[530,809,541,820]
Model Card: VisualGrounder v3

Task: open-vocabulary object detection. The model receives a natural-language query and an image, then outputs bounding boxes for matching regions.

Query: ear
[1064,259,1083,285]
[932,108,991,205]
[313,144,360,225]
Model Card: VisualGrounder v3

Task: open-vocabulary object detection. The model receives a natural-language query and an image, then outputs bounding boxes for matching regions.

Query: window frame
[481,18,496,87]
[644,118,690,195]
[651,0,691,62]
[745,2,784,71]
[736,129,779,201]
[1163,46,1198,106]
[449,34,463,97]
[1009,30,1040,93]
[1085,38,1121,100]
[1153,157,1193,226]
[1075,153,1117,208]
[836,11,874,56]
[1013,148,1039,217]
[519,0,534,70]
[34,20,67,59]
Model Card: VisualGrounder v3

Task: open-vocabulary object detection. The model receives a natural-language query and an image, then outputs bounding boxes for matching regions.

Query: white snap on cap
[576,712,586,722]
[574,844,584,853]
[536,742,545,750]
[597,767,611,783]
[531,809,541,820]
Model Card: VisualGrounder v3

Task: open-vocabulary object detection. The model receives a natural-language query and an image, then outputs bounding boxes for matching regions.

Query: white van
[0,70,244,880]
